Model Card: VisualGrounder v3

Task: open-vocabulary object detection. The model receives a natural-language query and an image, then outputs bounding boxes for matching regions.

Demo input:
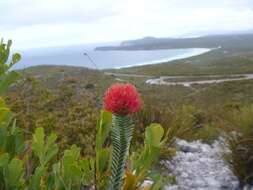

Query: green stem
[109,115,133,190]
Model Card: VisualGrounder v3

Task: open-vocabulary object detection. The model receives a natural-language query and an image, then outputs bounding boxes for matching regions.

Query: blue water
[13,44,210,70]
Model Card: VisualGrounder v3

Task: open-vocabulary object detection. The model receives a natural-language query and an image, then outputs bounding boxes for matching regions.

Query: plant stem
[109,115,133,190]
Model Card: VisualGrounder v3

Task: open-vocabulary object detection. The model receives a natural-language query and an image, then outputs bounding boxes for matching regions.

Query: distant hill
[95,33,253,51]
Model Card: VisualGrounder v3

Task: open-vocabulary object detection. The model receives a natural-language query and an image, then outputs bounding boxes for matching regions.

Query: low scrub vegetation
[0,39,173,189]
[223,105,253,187]
[1,38,253,188]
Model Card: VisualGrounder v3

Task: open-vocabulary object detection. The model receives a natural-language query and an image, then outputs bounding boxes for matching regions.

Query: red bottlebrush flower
[103,83,142,115]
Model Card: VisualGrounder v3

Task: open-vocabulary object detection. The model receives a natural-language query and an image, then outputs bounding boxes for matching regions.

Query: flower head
[103,83,142,115]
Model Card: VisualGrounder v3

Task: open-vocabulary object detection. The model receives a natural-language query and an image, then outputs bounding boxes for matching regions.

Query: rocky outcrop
[163,139,239,190]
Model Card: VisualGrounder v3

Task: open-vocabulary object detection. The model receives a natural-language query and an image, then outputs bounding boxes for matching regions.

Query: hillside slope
[96,34,253,51]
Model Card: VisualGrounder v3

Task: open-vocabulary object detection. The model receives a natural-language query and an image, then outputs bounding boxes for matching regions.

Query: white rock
[141,180,153,187]
[165,185,178,190]
[164,139,239,190]
[205,177,220,187]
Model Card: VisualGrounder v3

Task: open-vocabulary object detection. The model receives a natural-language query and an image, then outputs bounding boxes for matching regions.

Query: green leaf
[32,127,45,163]
[0,153,9,167]
[52,162,62,189]
[6,40,12,49]
[32,127,58,166]
[96,110,112,150]
[145,123,164,147]
[0,98,11,122]
[0,102,13,152]
[10,53,21,67]
[150,173,163,190]
[80,158,94,184]
[61,145,83,187]
[68,164,82,182]
[4,158,24,188]
[11,121,25,155]
[44,133,58,164]
[98,148,110,173]
[63,145,80,161]
[131,124,165,182]
[29,166,46,190]
[0,71,19,95]
[0,40,10,65]
[0,97,6,107]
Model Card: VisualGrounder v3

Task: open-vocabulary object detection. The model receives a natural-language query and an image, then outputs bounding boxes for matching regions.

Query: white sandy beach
[115,47,217,69]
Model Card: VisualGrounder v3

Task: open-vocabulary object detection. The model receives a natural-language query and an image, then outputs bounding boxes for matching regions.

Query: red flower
[103,83,142,115]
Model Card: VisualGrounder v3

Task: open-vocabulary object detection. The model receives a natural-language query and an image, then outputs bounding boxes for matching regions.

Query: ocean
[13,44,211,70]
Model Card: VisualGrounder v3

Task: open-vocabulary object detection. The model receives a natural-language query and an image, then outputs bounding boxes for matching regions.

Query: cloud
[1,0,253,49]
[0,0,118,27]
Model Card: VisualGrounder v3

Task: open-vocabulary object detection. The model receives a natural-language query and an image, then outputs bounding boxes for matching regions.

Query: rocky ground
[163,139,240,190]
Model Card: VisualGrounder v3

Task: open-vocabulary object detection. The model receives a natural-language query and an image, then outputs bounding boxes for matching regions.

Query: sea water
[13,44,211,70]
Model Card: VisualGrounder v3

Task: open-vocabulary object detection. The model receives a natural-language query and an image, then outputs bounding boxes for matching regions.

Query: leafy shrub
[0,103,166,190]
[0,39,95,189]
[223,105,253,187]
[95,111,167,190]
[0,39,167,189]
[0,39,21,95]
[136,104,219,143]
[192,123,221,144]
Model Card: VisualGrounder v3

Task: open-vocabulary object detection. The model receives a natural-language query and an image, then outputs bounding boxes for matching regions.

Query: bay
[13,44,211,70]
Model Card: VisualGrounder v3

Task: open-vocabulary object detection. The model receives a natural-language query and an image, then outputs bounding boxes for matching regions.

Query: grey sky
[1,0,253,49]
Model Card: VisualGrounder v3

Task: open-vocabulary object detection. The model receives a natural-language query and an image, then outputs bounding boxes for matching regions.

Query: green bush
[0,39,168,190]
[223,105,253,187]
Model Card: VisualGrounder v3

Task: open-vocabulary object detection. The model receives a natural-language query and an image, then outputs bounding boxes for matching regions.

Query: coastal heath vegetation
[222,105,253,187]
[2,38,253,188]
[0,38,173,189]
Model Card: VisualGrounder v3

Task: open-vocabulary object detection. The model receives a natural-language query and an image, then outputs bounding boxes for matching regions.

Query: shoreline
[115,47,219,69]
